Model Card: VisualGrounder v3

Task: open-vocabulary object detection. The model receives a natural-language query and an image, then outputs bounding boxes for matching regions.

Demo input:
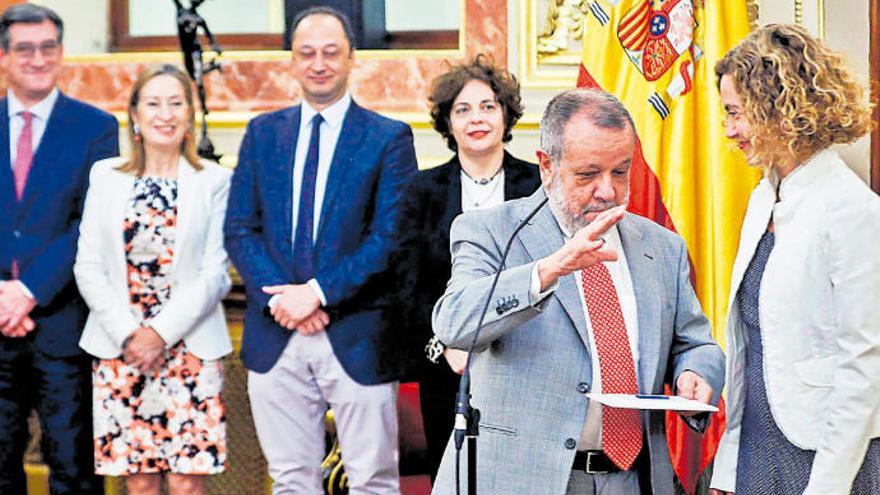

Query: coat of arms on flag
[618,0,698,82]
[598,0,703,118]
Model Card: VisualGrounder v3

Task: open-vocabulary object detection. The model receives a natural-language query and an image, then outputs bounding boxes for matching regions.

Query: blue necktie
[293,113,323,282]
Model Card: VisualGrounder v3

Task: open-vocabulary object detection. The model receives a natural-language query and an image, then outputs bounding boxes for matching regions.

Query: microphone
[453,196,549,494]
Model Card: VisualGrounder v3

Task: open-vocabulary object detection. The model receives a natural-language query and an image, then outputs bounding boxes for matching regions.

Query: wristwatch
[424,335,447,364]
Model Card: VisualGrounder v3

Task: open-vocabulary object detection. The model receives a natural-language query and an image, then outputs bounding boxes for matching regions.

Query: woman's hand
[443,348,469,375]
[123,326,167,373]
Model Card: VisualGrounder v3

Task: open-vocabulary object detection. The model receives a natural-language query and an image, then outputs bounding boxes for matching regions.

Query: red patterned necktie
[581,262,643,470]
[13,111,34,201]
[11,111,34,279]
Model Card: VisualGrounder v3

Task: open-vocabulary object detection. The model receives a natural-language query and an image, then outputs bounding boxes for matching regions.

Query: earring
[133,123,141,142]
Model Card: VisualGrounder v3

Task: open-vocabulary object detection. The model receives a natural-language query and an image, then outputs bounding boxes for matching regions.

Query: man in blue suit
[0,4,119,494]
[224,6,416,494]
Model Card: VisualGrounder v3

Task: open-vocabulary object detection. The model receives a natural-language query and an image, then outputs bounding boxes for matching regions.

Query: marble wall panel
[1,0,508,115]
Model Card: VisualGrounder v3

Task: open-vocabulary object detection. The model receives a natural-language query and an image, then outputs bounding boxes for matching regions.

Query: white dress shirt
[6,88,59,299]
[292,93,351,242]
[270,93,351,307]
[529,214,639,450]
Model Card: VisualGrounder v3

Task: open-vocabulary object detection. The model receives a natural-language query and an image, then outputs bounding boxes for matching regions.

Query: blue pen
[635,394,669,400]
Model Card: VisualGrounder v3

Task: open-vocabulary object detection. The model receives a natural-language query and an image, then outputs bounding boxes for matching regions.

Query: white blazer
[75,156,233,361]
[711,149,880,494]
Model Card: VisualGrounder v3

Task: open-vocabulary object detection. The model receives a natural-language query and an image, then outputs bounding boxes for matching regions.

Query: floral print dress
[92,176,227,476]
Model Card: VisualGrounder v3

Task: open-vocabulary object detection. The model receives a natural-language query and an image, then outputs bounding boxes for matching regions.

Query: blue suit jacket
[0,93,119,357]
[225,101,417,383]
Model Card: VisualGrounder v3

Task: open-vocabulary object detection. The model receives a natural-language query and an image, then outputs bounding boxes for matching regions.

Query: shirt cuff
[15,280,34,300]
[266,281,326,308]
[307,279,327,306]
[529,262,557,305]
[425,335,447,364]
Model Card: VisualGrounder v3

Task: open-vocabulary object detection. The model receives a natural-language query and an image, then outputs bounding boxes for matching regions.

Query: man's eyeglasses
[10,41,60,59]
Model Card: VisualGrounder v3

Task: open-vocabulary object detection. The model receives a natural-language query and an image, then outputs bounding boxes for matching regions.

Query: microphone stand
[454,196,548,495]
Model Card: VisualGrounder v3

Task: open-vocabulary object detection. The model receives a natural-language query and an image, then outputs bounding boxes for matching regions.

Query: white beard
[544,171,628,234]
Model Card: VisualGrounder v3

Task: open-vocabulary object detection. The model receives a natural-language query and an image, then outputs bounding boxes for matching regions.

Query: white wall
[385,0,460,31]
[32,0,108,54]
[39,0,460,55]
[822,1,871,184]
[759,0,871,183]
[126,0,284,37]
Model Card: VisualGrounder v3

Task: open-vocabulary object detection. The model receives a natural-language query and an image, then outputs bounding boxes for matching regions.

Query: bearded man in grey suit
[431,88,725,495]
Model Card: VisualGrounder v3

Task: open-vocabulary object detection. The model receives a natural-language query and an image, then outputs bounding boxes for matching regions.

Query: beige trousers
[248,331,400,494]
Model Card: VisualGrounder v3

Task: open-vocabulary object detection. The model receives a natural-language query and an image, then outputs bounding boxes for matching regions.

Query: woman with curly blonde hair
[709,24,880,495]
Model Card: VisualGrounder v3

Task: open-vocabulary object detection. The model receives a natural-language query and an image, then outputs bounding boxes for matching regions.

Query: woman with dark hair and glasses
[709,24,880,495]
[398,54,540,481]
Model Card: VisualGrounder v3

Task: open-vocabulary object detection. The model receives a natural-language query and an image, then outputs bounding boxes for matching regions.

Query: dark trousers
[0,337,101,495]
[417,360,461,482]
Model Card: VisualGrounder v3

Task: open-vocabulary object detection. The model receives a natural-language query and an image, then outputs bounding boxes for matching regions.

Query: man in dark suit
[224,6,416,494]
[0,4,119,494]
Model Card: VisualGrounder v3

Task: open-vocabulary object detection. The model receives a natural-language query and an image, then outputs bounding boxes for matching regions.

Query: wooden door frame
[871,0,879,193]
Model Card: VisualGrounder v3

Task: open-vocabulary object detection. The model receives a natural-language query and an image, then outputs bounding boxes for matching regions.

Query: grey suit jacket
[431,188,724,495]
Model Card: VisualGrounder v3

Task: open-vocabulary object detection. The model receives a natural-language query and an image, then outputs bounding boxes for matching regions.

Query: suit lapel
[316,102,366,241]
[171,158,196,277]
[111,165,135,281]
[502,151,534,199]
[516,189,592,351]
[726,183,774,313]
[501,151,518,200]
[618,215,661,392]
[0,101,12,215]
[266,107,300,255]
[18,93,67,212]
[442,157,463,231]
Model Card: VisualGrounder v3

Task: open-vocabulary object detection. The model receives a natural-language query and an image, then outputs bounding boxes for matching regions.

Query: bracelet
[424,335,447,364]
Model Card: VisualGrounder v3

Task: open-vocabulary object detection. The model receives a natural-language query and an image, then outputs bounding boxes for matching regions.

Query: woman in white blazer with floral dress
[709,25,880,495]
[74,65,232,495]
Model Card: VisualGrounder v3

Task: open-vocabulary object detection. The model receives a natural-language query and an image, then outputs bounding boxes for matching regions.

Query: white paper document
[585,393,719,413]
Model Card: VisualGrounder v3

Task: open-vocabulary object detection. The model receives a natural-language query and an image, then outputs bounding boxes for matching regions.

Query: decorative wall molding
[517,0,779,89]
[518,0,580,89]
[757,0,825,37]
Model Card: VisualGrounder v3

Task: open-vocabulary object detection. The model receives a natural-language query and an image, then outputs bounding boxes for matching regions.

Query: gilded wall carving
[519,0,816,89]
[536,0,588,56]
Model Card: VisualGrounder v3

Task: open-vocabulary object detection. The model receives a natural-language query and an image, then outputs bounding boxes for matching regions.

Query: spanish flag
[577,0,760,492]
